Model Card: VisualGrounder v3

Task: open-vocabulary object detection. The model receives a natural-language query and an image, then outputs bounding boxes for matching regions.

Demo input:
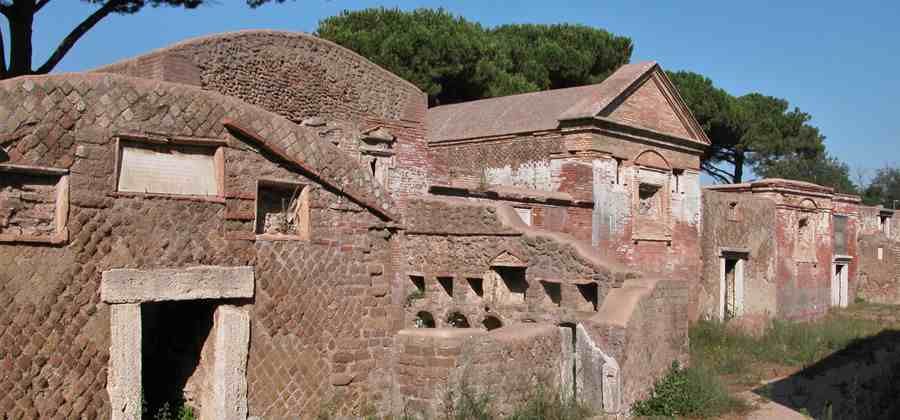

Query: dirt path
[737,389,808,420]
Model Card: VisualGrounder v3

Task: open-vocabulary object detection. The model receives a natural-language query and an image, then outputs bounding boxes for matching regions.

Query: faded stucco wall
[700,190,778,326]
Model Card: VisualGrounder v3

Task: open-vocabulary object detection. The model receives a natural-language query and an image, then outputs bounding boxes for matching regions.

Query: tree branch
[35,0,52,13]
[0,23,6,77]
[703,162,735,184]
[35,0,123,74]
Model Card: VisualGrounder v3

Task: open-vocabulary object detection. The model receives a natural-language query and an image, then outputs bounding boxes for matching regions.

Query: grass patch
[631,361,746,418]
[634,304,896,418]
[505,385,592,420]
[691,310,885,379]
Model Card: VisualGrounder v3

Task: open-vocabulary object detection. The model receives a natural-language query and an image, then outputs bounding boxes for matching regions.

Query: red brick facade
[0,31,704,419]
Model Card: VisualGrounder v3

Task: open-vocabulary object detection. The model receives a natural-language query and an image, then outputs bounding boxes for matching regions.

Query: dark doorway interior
[724,259,738,321]
[141,300,216,419]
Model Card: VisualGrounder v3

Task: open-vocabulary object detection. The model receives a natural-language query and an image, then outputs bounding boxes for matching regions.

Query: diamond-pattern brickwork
[0,73,397,419]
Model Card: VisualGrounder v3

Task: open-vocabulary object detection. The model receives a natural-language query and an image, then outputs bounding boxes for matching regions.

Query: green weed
[631,361,745,418]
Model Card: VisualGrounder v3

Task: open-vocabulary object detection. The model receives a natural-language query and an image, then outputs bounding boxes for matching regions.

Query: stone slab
[209,305,250,420]
[101,266,254,303]
[107,304,141,420]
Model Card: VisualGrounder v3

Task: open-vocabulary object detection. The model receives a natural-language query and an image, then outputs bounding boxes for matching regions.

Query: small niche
[638,183,661,216]
[437,277,454,298]
[447,312,470,328]
[541,281,562,307]
[576,283,599,312]
[494,267,527,305]
[415,311,435,328]
[410,276,425,294]
[482,316,503,331]
[467,278,484,299]
[256,180,309,239]
[728,201,739,221]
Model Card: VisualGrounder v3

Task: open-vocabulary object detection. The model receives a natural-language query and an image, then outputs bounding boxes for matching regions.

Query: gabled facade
[427,62,709,316]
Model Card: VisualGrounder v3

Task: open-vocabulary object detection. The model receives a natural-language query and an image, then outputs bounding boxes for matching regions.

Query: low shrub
[506,384,591,420]
[631,361,745,418]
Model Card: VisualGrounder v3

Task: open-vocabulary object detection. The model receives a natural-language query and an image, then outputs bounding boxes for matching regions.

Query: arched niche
[633,150,671,171]
[415,311,436,328]
[482,316,503,331]
[446,311,470,328]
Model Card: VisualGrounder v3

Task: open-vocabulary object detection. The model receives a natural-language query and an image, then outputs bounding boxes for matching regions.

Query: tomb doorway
[832,257,851,308]
[718,250,747,321]
[101,266,254,420]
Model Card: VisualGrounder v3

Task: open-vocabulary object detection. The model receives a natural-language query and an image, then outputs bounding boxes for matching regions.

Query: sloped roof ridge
[426,61,660,143]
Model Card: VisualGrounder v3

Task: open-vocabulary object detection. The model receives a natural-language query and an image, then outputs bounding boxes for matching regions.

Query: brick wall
[429,132,564,189]
[93,31,432,212]
[576,278,690,411]
[603,76,692,139]
[0,172,59,238]
[0,74,400,419]
[94,30,426,127]
[400,199,634,331]
[393,325,568,417]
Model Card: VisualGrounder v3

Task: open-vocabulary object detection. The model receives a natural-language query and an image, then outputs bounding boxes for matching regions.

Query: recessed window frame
[0,163,69,245]
[254,178,311,242]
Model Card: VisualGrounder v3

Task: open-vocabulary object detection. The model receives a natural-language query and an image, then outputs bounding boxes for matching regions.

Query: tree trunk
[733,152,745,183]
[7,3,35,78]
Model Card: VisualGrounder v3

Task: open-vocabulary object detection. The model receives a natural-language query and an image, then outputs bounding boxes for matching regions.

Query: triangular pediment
[490,250,528,267]
[600,66,710,145]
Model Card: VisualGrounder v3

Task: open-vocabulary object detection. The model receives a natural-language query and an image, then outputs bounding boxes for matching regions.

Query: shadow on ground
[752,330,900,420]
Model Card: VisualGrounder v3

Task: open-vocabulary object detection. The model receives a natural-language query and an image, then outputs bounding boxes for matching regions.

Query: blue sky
[21,0,900,183]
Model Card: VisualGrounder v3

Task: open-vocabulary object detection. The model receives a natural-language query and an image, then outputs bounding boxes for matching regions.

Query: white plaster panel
[592,160,631,246]
[672,171,701,225]
[118,144,218,196]
[575,324,621,414]
[484,160,555,191]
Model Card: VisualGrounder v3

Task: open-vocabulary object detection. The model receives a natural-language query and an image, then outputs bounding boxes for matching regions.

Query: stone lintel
[101,266,254,303]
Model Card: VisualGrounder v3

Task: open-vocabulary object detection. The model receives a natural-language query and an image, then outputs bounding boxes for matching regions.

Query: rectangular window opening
[576,283,598,312]
[880,215,892,236]
[467,278,484,298]
[437,277,454,298]
[410,275,425,294]
[614,158,625,185]
[0,164,69,244]
[541,281,561,307]
[515,207,533,226]
[638,183,661,217]
[492,267,527,305]
[256,180,310,240]
[672,169,684,193]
